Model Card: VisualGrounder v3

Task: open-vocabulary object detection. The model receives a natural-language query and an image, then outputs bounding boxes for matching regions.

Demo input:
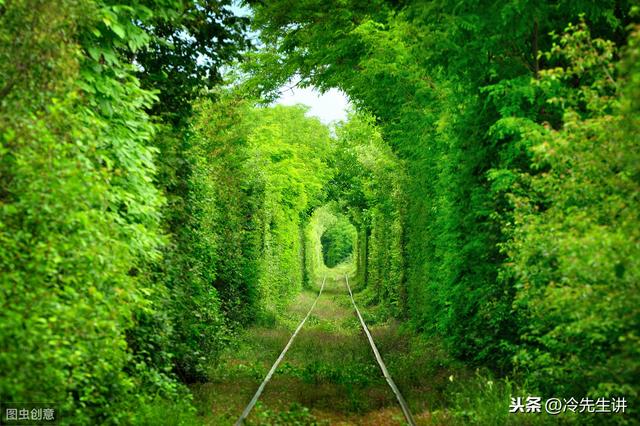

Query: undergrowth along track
[234,276,327,425]
[344,274,417,426]
[235,273,416,425]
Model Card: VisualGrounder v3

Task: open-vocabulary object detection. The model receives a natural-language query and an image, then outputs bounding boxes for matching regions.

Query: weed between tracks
[191,270,552,425]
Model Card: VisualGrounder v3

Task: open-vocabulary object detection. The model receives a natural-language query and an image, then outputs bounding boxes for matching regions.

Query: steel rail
[344,274,417,426]
[234,276,327,426]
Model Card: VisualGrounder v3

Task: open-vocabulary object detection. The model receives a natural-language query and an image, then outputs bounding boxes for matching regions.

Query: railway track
[235,274,416,425]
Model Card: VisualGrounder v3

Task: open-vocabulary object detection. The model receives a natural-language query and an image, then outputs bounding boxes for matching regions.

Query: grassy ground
[191,267,560,425]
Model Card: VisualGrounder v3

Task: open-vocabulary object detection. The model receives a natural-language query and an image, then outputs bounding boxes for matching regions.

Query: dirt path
[192,270,449,425]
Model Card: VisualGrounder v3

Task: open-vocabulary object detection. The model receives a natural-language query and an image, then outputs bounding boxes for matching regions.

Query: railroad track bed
[192,272,439,425]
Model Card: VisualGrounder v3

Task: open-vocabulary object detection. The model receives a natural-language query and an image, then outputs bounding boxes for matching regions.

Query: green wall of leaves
[249,0,640,404]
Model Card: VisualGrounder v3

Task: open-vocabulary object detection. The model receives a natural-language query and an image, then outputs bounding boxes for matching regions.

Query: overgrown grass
[132,398,200,425]
[248,403,327,426]
[193,269,610,425]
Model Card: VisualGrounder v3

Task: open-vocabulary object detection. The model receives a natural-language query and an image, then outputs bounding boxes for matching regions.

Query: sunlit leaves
[247,0,638,401]
[498,21,640,398]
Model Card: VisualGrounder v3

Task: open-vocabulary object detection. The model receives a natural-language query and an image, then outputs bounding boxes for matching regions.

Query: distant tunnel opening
[320,216,357,268]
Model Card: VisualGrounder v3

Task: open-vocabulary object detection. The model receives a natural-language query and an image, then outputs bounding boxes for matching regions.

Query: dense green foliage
[1,0,638,423]
[503,21,640,398]
[192,98,332,315]
[321,216,356,268]
[249,0,639,410]
[151,97,334,382]
[302,206,334,286]
[329,114,406,315]
[0,0,330,416]
[134,0,250,120]
[0,1,170,423]
[137,0,250,385]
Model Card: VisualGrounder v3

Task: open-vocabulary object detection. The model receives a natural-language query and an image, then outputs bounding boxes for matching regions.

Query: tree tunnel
[320,215,356,268]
